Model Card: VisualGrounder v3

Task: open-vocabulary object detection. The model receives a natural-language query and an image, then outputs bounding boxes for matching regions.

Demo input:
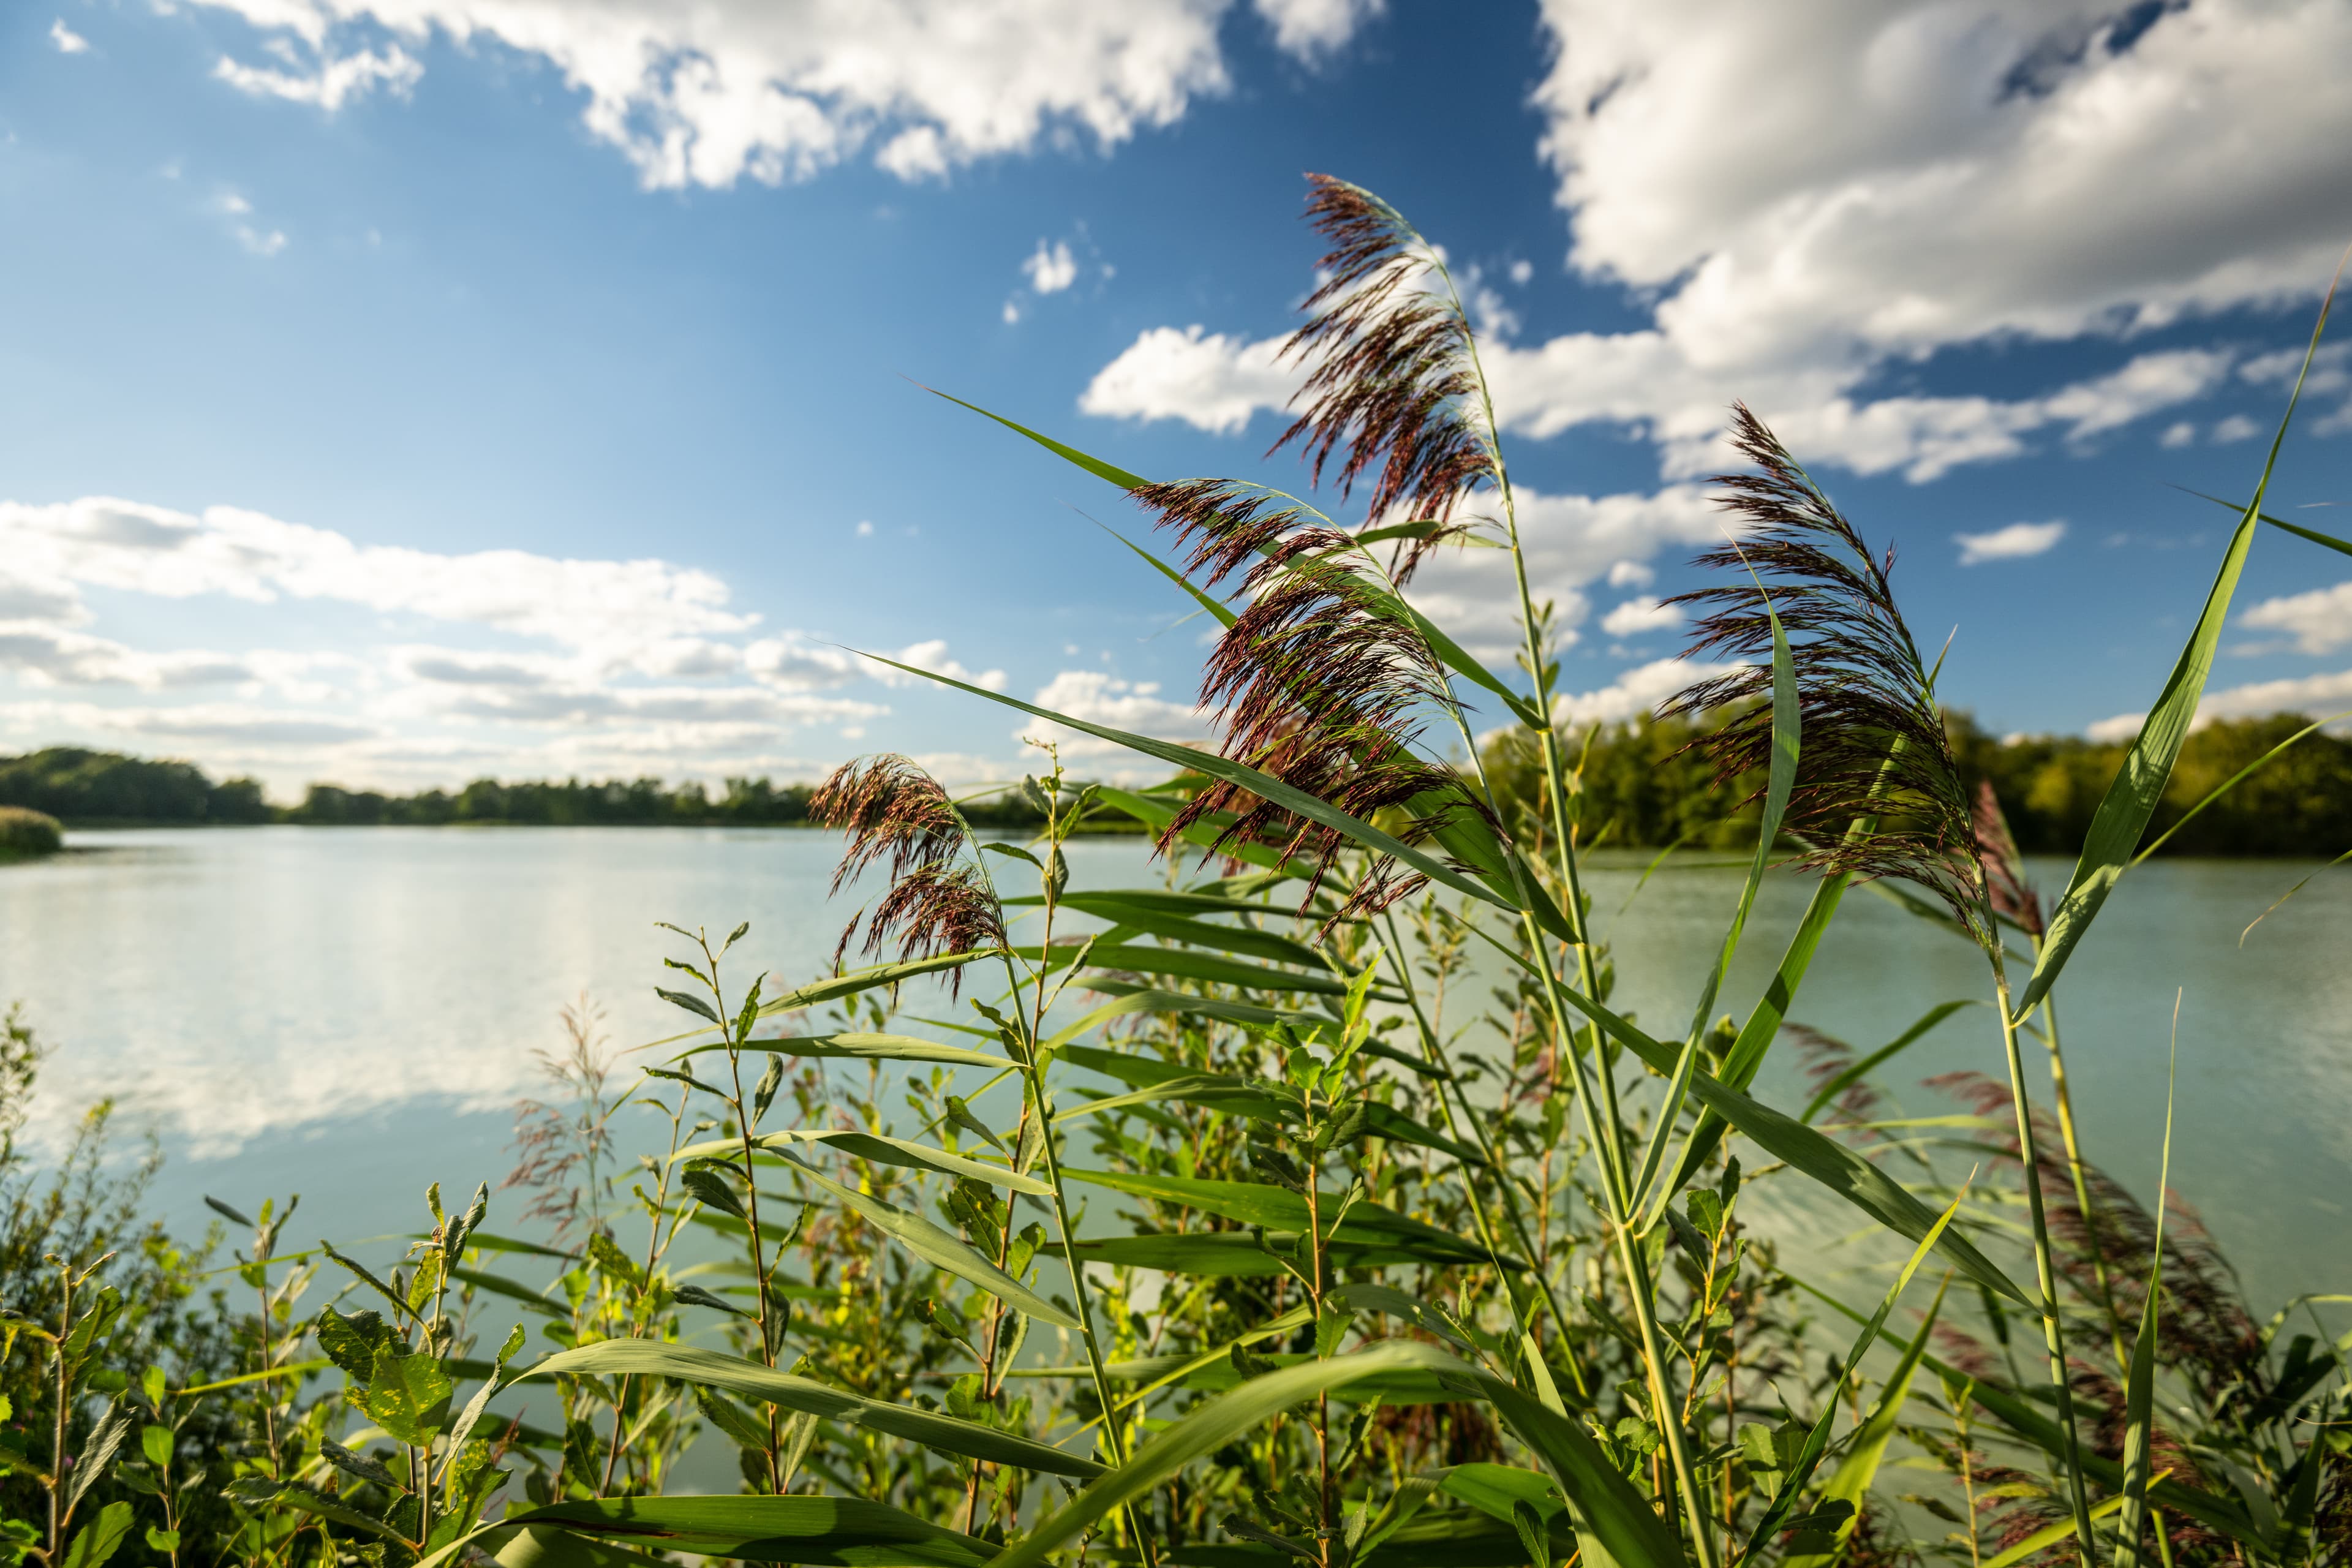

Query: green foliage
[0,806,62,862]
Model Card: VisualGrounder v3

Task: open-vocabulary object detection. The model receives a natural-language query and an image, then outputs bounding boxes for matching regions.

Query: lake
[1,826,2346,1321]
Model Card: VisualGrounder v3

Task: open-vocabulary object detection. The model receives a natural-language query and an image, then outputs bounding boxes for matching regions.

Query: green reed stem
[1992,963,2097,1568]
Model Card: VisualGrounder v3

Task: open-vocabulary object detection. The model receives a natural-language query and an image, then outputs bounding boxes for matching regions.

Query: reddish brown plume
[809,756,1005,984]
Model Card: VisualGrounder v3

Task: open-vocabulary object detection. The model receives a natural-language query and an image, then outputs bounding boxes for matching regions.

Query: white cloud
[1080,325,1295,434]
[1082,322,2234,482]
[213,40,420,110]
[1605,560,1654,589]
[1251,0,1381,58]
[2090,666,2352,741]
[2161,420,2197,448]
[2242,581,2352,654]
[1017,669,1205,760]
[0,624,255,690]
[869,638,1008,693]
[50,18,89,52]
[189,0,1286,190]
[1955,519,2065,565]
[1599,597,1682,638]
[1551,657,1744,728]
[1532,0,2352,373]
[1022,239,1078,294]
[2212,413,2262,443]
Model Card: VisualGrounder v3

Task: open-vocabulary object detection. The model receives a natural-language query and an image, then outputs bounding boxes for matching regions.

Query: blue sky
[3,0,2349,798]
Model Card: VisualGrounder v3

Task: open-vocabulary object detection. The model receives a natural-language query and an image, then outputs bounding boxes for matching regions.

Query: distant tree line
[1480,709,2352,859]
[9,714,2351,854]
[0,747,1057,830]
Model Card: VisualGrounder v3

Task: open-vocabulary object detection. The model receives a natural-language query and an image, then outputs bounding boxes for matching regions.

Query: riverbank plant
[7,177,2348,1568]
[0,808,61,863]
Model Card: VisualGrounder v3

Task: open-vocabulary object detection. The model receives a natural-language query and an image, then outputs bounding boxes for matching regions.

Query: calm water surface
[1,826,2346,1317]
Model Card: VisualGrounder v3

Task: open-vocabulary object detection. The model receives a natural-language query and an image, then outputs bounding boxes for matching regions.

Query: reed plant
[35,178,2347,1568]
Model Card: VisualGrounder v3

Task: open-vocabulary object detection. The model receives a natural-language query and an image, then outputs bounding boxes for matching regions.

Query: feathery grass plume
[808,755,1005,981]
[1131,477,1475,920]
[1270,173,1493,580]
[1666,402,1984,930]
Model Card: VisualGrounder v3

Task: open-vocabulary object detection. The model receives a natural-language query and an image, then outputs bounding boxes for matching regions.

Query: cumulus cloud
[1955,520,2066,565]
[869,638,1008,693]
[1080,325,1296,434]
[50,18,89,52]
[185,0,1379,190]
[0,492,911,795]
[1016,669,1206,760]
[1532,0,2352,372]
[1599,598,1682,639]
[2242,581,2352,654]
[1550,657,1743,728]
[2089,666,2352,742]
[1085,323,2237,483]
[1253,0,1382,58]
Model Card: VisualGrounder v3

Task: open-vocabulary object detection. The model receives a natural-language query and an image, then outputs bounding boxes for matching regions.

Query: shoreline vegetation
[2,178,2348,1567]
[8,706,2352,855]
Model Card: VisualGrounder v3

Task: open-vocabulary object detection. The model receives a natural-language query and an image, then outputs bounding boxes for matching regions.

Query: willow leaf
[519,1343,1097,1477]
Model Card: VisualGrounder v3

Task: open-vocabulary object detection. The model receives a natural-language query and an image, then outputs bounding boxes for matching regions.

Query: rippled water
[1,826,2345,1313]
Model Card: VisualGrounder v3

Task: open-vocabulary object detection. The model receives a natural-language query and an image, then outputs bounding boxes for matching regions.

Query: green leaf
[857,652,1515,916]
[679,1168,749,1220]
[2016,273,2339,1020]
[494,1525,677,1568]
[496,1496,996,1567]
[360,1348,453,1445]
[1015,942,1372,999]
[1060,1169,1497,1264]
[1472,1376,1689,1568]
[2113,1038,2180,1568]
[1783,1280,1948,1568]
[61,1502,134,1568]
[1747,1186,1967,1553]
[778,1153,1079,1327]
[1039,987,1330,1052]
[693,1032,1009,1070]
[1555,981,2026,1303]
[449,1267,567,1317]
[62,1401,133,1516]
[989,1343,1483,1568]
[674,1128,1053,1196]
[656,987,723,1026]
[1788,1278,2266,1551]
[519,1342,1099,1477]
[1057,1046,1478,1162]
[1065,1232,1445,1278]
[1090,517,1239,630]
[316,1304,399,1381]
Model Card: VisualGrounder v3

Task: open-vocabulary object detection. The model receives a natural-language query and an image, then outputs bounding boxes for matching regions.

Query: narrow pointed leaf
[671,1129,1052,1196]
[519,1343,1098,1477]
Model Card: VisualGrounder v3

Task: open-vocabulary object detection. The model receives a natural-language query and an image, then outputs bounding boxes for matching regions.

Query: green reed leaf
[1012,942,1377,999]
[1060,1169,1494,1262]
[777,1153,1080,1329]
[671,1128,1054,1197]
[1782,1279,1948,1568]
[1057,1046,1479,1161]
[1038,986,1332,1052]
[492,1525,675,1568]
[1789,1277,2264,1550]
[2016,270,2339,1021]
[1553,981,2027,1303]
[519,1343,1099,1477]
[987,1344,1512,1568]
[1064,1232,1448,1278]
[1088,517,1238,630]
[1747,1185,1966,1554]
[687,1032,1009,1070]
[2113,1029,2179,1568]
[482,1495,997,1568]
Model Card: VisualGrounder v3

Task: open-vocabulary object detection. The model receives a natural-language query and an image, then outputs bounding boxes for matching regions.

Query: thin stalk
[1991,965,2097,1568]
[1449,260,1719,1567]
[48,1262,69,1559]
[2037,992,2130,1374]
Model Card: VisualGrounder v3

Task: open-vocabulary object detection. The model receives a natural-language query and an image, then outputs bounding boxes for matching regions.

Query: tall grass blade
[2015,267,2341,1020]
[1781,1278,1948,1568]
[492,1496,997,1567]
[2112,1012,2179,1568]
[1747,1186,1969,1551]
[670,1129,1054,1197]
[778,1154,1081,1329]
[519,1343,1099,1476]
